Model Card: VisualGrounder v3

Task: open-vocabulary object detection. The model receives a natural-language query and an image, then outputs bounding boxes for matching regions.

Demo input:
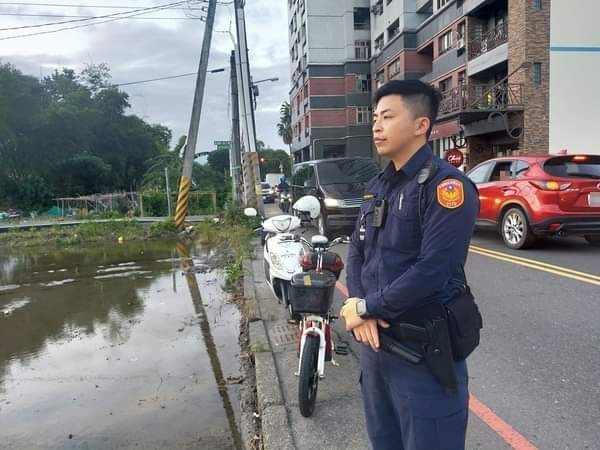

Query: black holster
[378,302,459,394]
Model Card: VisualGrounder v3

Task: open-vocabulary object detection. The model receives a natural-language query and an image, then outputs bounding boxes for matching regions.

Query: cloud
[1,0,291,152]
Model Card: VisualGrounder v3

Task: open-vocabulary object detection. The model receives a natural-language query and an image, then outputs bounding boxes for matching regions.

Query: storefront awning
[430,119,460,139]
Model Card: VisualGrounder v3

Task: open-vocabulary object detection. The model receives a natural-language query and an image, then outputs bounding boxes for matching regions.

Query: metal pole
[230,50,242,203]
[175,0,217,230]
[165,167,172,217]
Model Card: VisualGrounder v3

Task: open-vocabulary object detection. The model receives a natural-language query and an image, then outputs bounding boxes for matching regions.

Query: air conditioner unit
[457,38,465,49]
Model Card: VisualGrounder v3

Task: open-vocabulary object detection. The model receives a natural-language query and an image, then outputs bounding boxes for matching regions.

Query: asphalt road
[266,204,600,448]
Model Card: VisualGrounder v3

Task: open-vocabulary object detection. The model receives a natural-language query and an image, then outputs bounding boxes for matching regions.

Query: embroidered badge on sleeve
[436,179,465,209]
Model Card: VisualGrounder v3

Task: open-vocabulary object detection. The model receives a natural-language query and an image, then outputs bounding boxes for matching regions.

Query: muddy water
[0,241,242,449]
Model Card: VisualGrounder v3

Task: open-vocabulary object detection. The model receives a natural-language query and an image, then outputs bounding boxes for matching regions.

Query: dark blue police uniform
[346,144,479,450]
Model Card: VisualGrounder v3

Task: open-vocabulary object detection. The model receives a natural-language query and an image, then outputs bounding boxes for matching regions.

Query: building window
[375,70,385,89]
[374,34,384,52]
[439,30,453,55]
[357,106,372,125]
[388,57,401,78]
[458,71,466,86]
[387,19,400,41]
[437,0,450,8]
[439,77,452,93]
[355,40,371,60]
[356,74,372,92]
[457,22,466,40]
[532,62,542,86]
[532,0,542,10]
[353,7,370,30]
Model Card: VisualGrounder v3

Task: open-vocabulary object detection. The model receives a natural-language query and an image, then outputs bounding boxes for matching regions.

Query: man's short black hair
[373,80,442,139]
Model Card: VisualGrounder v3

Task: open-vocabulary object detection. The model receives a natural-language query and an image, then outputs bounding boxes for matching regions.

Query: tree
[207,147,230,175]
[277,101,293,153]
[57,154,111,196]
[258,148,292,180]
[0,62,173,210]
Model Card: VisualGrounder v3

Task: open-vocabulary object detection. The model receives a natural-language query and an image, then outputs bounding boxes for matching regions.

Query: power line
[0,1,229,7]
[0,1,198,40]
[113,68,226,87]
[0,0,191,31]
[0,12,202,19]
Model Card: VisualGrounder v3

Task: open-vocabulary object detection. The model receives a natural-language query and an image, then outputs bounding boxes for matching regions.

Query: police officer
[340,80,479,450]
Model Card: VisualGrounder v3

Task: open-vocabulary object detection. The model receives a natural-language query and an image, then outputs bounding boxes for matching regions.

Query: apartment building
[549,1,600,155]
[287,0,374,163]
[370,0,550,169]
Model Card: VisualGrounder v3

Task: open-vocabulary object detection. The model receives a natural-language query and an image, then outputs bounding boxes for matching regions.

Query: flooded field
[0,241,243,449]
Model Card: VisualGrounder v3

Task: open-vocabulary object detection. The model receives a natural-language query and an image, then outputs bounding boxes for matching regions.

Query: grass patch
[0,218,178,249]
[197,204,259,288]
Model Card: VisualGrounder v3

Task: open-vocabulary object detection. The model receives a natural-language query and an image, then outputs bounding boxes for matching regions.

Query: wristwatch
[355,299,369,319]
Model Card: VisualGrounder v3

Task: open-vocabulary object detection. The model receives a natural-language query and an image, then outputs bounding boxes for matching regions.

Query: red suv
[467,154,600,249]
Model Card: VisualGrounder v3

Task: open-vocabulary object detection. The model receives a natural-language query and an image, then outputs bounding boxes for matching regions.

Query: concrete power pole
[175,0,217,230]
[229,50,242,203]
[234,0,264,216]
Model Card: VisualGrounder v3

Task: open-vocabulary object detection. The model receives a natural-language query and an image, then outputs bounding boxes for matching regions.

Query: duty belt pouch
[444,286,483,361]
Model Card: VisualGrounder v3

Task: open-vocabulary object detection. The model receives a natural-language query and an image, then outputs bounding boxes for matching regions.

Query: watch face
[356,300,366,316]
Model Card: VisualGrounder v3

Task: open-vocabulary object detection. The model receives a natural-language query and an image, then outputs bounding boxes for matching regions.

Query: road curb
[244,245,297,450]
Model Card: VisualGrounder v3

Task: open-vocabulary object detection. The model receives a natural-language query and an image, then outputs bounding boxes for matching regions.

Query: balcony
[469,22,507,60]
[438,83,523,121]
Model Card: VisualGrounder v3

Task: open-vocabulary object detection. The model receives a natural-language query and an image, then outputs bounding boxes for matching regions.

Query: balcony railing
[438,83,523,116]
[469,22,508,60]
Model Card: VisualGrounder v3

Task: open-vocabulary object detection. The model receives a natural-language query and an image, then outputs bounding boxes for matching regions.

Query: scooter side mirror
[244,207,258,217]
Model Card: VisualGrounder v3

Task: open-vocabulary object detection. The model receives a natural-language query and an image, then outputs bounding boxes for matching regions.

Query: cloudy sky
[1,0,290,152]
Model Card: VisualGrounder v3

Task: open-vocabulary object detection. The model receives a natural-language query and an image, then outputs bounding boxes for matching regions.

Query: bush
[149,218,178,236]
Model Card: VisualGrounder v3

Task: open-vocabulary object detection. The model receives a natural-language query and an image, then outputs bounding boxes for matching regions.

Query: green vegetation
[196,204,260,289]
[0,63,170,213]
[0,62,248,216]
[0,218,179,248]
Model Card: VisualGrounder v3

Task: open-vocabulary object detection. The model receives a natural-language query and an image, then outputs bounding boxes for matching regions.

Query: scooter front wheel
[298,334,320,417]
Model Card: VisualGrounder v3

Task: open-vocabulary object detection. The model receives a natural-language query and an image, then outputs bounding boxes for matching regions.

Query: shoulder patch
[436,178,464,209]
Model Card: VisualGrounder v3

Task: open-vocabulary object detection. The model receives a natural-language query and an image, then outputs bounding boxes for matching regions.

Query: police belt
[378,301,459,395]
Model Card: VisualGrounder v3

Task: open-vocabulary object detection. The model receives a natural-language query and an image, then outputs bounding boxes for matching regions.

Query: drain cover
[270,323,297,346]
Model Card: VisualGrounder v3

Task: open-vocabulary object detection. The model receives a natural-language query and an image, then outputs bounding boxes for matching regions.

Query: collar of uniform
[382,144,433,181]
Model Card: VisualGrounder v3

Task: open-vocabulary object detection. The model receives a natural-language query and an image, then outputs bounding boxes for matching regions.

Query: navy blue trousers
[360,346,468,450]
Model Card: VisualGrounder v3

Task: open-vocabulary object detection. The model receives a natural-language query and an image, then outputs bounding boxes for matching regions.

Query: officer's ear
[414,116,430,138]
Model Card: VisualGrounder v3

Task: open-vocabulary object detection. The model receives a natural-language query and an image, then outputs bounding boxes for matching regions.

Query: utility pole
[165,167,172,216]
[175,0,217,230]
[234,0,264,216]
[230,50,242,203]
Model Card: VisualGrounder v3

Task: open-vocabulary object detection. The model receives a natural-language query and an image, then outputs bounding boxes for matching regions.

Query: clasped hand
[339,298,389,352]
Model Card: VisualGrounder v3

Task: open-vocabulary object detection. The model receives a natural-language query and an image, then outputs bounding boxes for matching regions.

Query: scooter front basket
[290,270,336,314]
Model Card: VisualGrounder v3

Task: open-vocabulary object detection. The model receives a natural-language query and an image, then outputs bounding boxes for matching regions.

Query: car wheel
[584,235,600,246]
[500,207,536,249]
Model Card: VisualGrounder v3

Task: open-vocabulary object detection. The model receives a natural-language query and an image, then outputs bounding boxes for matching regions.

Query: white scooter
[244,196,321,319]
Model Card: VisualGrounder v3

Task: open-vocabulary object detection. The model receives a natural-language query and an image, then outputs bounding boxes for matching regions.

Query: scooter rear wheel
[298,334,320,417]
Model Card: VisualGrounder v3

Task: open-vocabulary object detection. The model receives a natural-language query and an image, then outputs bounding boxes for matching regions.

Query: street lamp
[250,77,279,110]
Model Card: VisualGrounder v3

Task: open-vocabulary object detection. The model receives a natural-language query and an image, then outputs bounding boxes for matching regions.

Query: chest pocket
[384,190,421,248]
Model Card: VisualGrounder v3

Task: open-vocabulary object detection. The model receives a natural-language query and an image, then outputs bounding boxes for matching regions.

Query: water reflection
[0,241,242,449]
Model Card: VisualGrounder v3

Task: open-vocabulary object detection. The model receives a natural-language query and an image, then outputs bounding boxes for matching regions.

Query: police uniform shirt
[346,144,479,322]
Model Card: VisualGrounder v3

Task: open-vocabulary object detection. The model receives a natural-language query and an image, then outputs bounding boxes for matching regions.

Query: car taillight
[529,180,571,191]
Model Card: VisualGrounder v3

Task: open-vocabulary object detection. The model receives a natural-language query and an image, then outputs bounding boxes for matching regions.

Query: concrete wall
[549,0,600,155]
